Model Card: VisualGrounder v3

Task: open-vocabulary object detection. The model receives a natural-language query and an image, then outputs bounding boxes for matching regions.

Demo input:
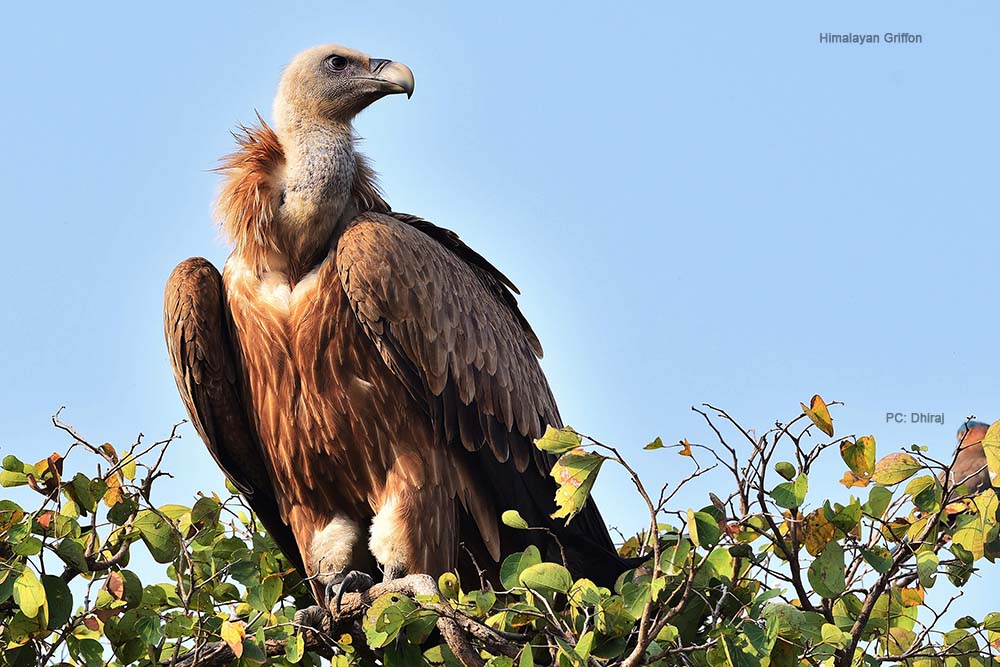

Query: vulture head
[274,44,415,131]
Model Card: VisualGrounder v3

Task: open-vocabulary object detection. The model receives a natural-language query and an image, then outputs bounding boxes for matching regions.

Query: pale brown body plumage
[943,421,993,501]
[165,45,625,598]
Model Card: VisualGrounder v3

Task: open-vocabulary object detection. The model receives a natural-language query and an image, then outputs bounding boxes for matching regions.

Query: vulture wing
[337,213,624,580]
[164,258,304,574]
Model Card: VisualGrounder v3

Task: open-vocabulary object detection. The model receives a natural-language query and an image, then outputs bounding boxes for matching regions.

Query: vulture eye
[326,55,349,72]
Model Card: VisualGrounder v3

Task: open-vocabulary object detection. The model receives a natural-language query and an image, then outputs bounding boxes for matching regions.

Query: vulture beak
[361,59,415,99]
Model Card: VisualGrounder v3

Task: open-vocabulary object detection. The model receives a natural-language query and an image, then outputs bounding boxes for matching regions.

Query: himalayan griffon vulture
[164,44,626,601]
[943,420,993,501]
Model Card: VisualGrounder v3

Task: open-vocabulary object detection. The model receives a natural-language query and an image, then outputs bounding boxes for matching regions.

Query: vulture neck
[273,118,359,281]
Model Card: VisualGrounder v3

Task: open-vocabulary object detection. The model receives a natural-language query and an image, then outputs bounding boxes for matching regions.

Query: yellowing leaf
[899,586,924,608]
[98,443,118,464]
[873,453,922,486]
[952,489,999,560]
[120,454,137,481]
[534,426,582,454]
[103,472,123,508]
[802,509,836,556]
[678,439,693,457]
[982,420,1000,488]
[643,437,664,450]
[550,450,606,524]
[220,619,245,658]
[13,568,47,619]
[801,394,834,437]
[438,572,460,600]
[104,572,125,601]
[841,436,876,481]
[502,510,529,530]
[886,627,916,656]
[840,470,870,488]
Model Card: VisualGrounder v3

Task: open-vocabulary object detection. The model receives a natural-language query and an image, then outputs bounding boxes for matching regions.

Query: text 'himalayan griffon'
[164,44,627,603]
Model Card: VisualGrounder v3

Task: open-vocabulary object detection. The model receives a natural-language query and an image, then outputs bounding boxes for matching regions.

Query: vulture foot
[327,570,375,614]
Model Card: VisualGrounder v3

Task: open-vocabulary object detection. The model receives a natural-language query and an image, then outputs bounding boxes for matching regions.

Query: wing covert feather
[336,214,560,472]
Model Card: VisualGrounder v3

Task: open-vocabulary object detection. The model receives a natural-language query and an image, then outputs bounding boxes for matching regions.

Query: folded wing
[164,257,304,574]
[337,214,623,580]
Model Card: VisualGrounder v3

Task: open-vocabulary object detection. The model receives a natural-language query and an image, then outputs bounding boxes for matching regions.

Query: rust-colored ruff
[214,118,285,274]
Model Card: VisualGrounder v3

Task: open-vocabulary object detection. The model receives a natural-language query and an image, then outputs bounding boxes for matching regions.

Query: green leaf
[13,568,46,619]
[164,613,195,638]
[982,612,1000,632]
[248,574,282,612]
[660,537,692,575]
[191,496,220,525]
[872,452,922,486]
[134,608,162,645]
[107,497,138,525]
[69,473,98,513]
[0,572,15,604]
[774,461,796,481]
[501,510,529,530]
[405,609,440,644]
[285,632,305,663]
[5,645,37,667]
[2,455,29,472]
[133,510,180,563]
[550,450,606,524]
[41,574,72,629]
[916,549,938,589]
[905,475,942,514]
[534,426,582,454]
[807,542,846,599]
[12,536,42,556]
[500,544,542,589]
[518,562,573,596]
[864,486,892,519]
[461,589,496,617]
[622,580,651,618]
[644,437,665,450]
[770,473,808,509]
[56,538,89,572]
[823,499,862,535]
[862,546,893,574]
[365,593,416,648]
[69,637,104,667]
[686,509,722,548]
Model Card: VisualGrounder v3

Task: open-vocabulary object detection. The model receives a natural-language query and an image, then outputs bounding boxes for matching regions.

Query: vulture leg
[330,570,376,613]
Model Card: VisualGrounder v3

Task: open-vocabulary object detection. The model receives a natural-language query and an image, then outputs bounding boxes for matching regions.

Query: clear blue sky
[1,2,997,618]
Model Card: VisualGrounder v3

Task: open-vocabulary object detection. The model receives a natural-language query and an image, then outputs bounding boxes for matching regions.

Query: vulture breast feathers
[164,44,626,598]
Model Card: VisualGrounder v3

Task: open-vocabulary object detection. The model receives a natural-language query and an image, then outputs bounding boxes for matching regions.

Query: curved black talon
[329,570,375,615]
